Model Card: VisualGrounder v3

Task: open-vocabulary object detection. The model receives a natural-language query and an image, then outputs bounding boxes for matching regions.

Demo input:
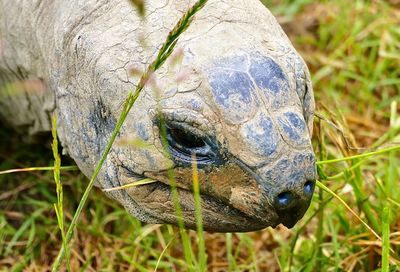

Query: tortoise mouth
[117,168,280,232]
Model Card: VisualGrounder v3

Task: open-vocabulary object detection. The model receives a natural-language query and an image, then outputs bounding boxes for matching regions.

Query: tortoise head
[55,0,315,232]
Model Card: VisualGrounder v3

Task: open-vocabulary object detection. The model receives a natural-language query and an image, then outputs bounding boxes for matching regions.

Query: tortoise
[0,0,316,232]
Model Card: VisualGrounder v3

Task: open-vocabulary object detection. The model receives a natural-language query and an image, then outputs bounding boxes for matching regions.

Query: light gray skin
[0,0,316,232]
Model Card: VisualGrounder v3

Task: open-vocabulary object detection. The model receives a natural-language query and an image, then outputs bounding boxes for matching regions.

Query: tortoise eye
[162,121,218,166]
[168,127,206,150]
[159,119,225,167]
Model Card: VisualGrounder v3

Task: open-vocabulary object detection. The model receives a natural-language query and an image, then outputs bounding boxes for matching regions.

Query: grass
[1,0,400,271]
[51,114,70,271]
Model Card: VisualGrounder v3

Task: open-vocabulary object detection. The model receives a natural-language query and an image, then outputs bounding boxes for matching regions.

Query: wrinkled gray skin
[0,0,316,232]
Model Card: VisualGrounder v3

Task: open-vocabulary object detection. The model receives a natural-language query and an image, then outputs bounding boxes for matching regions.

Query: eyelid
[166,121,208,140]
[160,109,214,136]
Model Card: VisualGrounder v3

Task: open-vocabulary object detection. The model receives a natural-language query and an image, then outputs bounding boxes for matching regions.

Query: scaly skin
[0,0,316,232]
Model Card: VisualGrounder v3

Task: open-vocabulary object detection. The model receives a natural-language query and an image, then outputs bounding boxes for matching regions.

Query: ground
[0,0,399,271]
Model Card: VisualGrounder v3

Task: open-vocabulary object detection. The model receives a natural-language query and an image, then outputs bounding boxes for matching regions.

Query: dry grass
[1,0,399,271]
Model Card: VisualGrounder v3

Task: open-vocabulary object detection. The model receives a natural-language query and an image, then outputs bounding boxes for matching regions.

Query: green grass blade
[192,155,207,272]
[317,145,400,165]
[326,158,369,180]
[158,116,196,271]
[316,181,380,241]
[226,233,235,272]
[102,178,156,192]
[0,166,78,175]
[4,217,34,256]
[154,237,175,272]
[327,217,340,272]
[51,114,70,272]
[381,206,390,272]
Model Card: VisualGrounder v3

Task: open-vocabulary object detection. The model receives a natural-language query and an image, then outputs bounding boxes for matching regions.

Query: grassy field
[1,0,400,271]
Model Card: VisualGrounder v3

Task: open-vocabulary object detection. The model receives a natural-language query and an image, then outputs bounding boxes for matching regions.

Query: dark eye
[163,122,219,166]
[166,125,209,156]
[169,127,206,149]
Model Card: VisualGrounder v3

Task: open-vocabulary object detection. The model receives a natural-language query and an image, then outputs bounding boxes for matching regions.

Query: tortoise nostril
[303,180,315,196]
[274,182,315,227]
[276,191,293,207]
